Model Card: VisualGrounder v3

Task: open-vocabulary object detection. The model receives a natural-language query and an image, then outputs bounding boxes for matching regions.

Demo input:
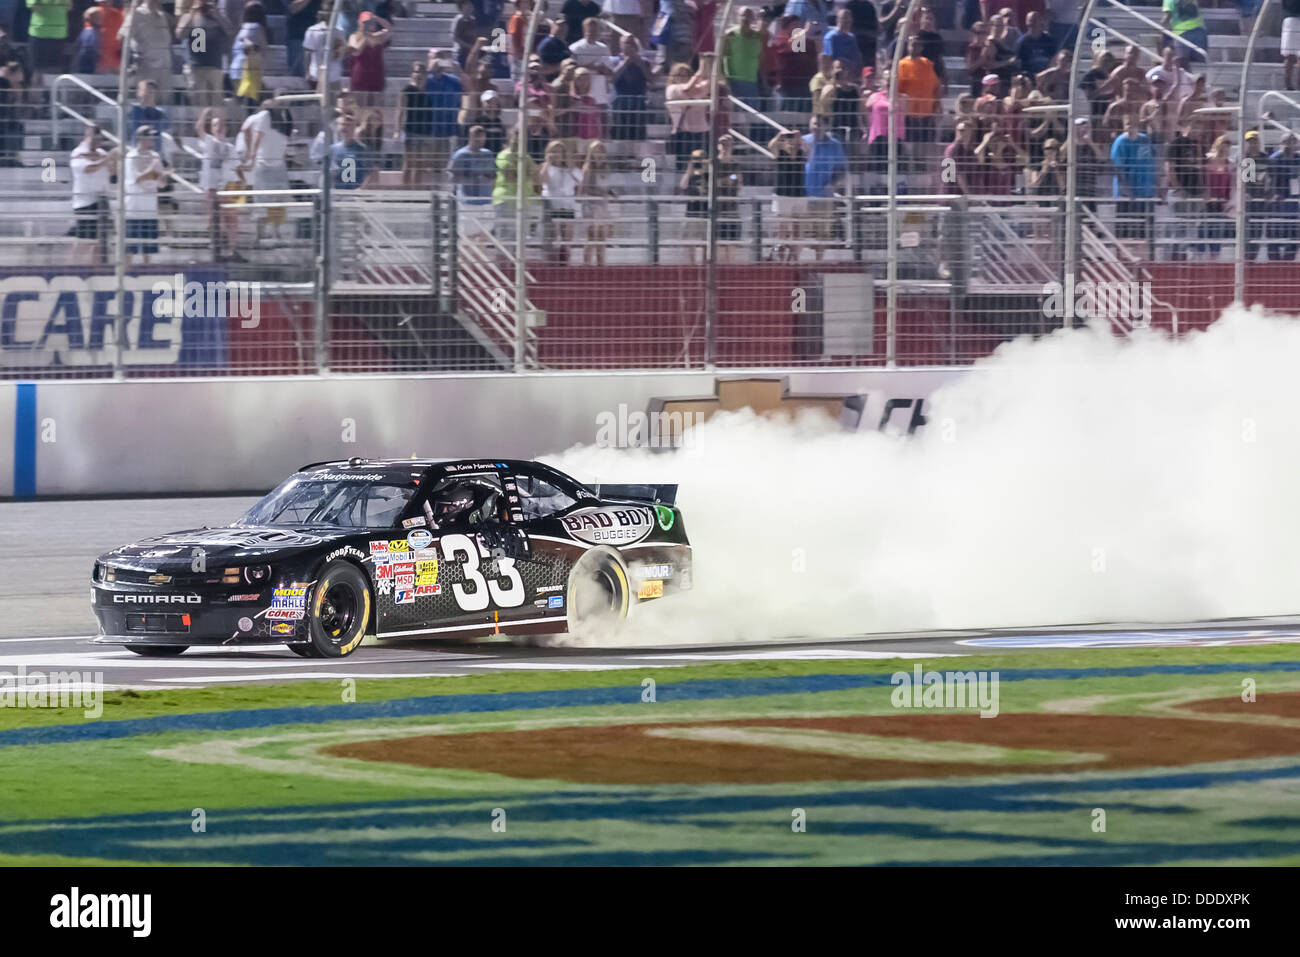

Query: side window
[423,475,506,529]
[513,475,578,520]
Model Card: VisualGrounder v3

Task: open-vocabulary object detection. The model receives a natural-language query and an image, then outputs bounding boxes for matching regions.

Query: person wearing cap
[1268,131,1300,260]
[124,124,165,265]
[1242,129,1273,260]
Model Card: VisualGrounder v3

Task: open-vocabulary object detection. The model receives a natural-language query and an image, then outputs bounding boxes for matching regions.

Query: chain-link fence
[2,0,1296,378]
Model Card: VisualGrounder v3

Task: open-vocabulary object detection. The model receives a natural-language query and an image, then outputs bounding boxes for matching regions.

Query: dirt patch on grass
[323,714,1300,785]
[1181,691,1300,719]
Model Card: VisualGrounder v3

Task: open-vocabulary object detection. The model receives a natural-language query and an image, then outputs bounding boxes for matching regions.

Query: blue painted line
[12,382,35,499]
[4,659,1300,748]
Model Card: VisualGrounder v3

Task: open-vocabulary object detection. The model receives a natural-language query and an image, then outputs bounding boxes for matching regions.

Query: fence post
[1236,0,1273,305]
[112,11,136,382]
[886,0,921,367]
[315,0,346,375]
[1064,0,1102,329]
[432,192,442,311]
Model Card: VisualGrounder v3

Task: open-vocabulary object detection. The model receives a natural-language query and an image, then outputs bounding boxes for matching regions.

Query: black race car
[91,458,691,656]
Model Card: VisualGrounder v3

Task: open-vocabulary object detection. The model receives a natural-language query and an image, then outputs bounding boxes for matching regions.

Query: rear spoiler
[587,483,678,506]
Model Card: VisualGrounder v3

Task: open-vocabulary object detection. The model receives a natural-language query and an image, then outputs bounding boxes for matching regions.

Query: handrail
[1083,17,1162,64]
[1094,0,1207,59]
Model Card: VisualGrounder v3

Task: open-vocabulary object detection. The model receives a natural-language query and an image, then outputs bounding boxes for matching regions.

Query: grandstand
[0,0,1297,376]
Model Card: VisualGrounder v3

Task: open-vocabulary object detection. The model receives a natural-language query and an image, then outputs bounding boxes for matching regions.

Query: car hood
[98,525,356,568]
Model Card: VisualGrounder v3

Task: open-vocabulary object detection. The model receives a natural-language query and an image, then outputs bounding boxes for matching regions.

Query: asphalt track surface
[4,497,1300,689]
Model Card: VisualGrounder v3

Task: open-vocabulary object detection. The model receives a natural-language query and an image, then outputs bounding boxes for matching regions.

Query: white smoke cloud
[543,307,1300,645]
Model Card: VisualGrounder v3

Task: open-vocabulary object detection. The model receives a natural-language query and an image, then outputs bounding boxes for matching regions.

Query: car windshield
[238,475,417,529]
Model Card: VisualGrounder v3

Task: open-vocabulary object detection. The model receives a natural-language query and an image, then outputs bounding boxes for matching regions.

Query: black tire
[306,560,371,658]
[286,643,319,658]
[126,645,188,657]
[566,548,630,641]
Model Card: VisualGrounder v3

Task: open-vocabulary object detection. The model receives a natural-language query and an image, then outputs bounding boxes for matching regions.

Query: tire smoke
[545,309,1300,645]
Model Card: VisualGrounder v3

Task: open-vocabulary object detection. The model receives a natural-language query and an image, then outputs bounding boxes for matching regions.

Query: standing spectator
[1098,44,1146,100]
[652,0,694,75]
[1110,112,1158,256]
[862,65,901,180]
[493,128,537,245]
[772,14,815,112]
[1162,0,1207,65]
[678,146,708,263]
[913,7,947,88]
[68,123,114,264]
[451,0,480,65]
[96,0,125,72]
[897,33,941,167]
[128,79,169,159]
[1016,10,1055,76]
[73,8,102,73]
[665,58,708,169]
[450,123,497,238]
[177,0,230,110]
[330,110,374,188]
[1103,77,1146,140]
[571,67,603,140]
[124,125,164,264]
[821,8,861,79]
[238,99,290,239]
[768,127,806,261]
[285,0,319,78]
[786,0,831,35]
[606,0,646,47]
[691,0,718,61]
[549,59,577,140]
[121,0,172,103]
[1045,0,1078,49]
[579,138,614,265]
[476,90,507,152]
[610,33,648,140]
[537,17,570,78]
[974,119,1027,195]
[1268,132,1300,260]
[937,117,977,279]
[1285,0,1300,91]
[843,0,877,74]
[1079,49,1116,120]
[1067,116,1108,209]
[965,21,992,96]
[1035,48,1069,99]
[229,1,267,107]
[1164,117,1202,260]
[561,0,600,44]
[723,6,763,116]
[425,48,462,177]
[396,59,433,187]
[1149,45,1193,103]
[348,12,391,109]
[26,0,70,73]
[714,132,742,262]
[196,108,238,258]
[508,0,549,74]
[303,6,344,94]
[802,113,846,260]
[568,16,615,109]
[1242,130,1272,261]
[539,137,581,261]
[1028,136,1064,194]
[1199,133,1232,257]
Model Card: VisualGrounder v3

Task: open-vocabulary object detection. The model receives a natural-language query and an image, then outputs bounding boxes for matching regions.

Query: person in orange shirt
[896,33,941,172]
[96,0,125,72]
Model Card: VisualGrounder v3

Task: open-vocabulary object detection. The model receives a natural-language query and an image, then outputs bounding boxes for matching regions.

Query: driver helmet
[432,484,479,524]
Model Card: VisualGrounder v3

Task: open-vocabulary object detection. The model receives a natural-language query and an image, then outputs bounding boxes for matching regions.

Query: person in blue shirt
[786,0,831,34]
[802,114,847,260]
[424,49,463,179]
[1110,113,1157,254]
[128,79,170,142]
[822,9,862,79]
[330,112,374,189]
[450,124,497,204]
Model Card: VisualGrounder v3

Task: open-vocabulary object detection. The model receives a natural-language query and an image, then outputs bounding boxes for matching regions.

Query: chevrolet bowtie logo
[148,573,172,584]
[650,377,866,428]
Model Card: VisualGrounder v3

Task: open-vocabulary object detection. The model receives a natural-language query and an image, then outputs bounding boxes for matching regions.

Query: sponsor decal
[407,529,434,550]
[533,598,548,607]
[560,506,657,546]
[310,472,385,482]
[270,622,296,635]
[537,583,564,593]
[415,560,439,586]
[402,517,427,529]
[266,608,304,621]
[548,595,564,608]
[368,540,389,559]
[113,594,201,604]
[447,462,508,472]
[147,573,171,584]
[237,616,253,632]
[395,573,415,588]
[395,587,415,605]
[229,593,260,602]
[633,563,674,579]
[654,506,674,532]
[414,584,441,597]
[325,545,365,562]
[637,580,664,600]
[271,585,307,613]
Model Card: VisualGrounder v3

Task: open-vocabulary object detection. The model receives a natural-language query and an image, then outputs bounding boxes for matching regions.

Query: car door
[502,465,591,622]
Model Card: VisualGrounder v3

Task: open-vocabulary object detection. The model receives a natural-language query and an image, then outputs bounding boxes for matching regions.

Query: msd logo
[112,594,201,604]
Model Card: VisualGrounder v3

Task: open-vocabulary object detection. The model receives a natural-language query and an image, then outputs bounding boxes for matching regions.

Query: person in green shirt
[493,129,538,246]
[1161,0,1208,64]
[27,0,71,71]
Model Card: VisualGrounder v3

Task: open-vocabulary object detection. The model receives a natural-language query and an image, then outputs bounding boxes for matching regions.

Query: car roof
[296,458,547,482]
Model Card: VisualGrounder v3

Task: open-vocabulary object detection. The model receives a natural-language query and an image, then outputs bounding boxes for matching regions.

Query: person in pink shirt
[862,65,905,175]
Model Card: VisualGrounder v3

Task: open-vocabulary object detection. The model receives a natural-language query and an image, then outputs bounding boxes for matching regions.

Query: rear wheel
[566,549,630,641]
[306,561,371,658]
[126,645,188,657]
[286,643,319,658]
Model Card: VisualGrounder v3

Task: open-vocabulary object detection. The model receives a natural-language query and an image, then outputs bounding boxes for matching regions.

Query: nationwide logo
[113,594,201,604]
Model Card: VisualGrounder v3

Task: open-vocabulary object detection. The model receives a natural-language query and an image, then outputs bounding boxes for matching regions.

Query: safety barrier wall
[3,367,965,497]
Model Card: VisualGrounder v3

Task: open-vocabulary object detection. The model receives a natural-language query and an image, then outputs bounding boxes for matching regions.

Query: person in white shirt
[125,126,166,264]
[302,7,345,94]
[238,99,292,240]
[196,108,241,258]
[68,124,117,265]
[539,138,582,262]
[567,17,616,106]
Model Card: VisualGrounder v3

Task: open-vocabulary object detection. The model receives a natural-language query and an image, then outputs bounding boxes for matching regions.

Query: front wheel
[566,549,630,642]
[306,561,371,658]
[285,643,319,658]
[126,645,188,657]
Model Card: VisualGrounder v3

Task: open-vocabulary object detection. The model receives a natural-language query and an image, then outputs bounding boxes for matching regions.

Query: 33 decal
[439,533,525,611]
